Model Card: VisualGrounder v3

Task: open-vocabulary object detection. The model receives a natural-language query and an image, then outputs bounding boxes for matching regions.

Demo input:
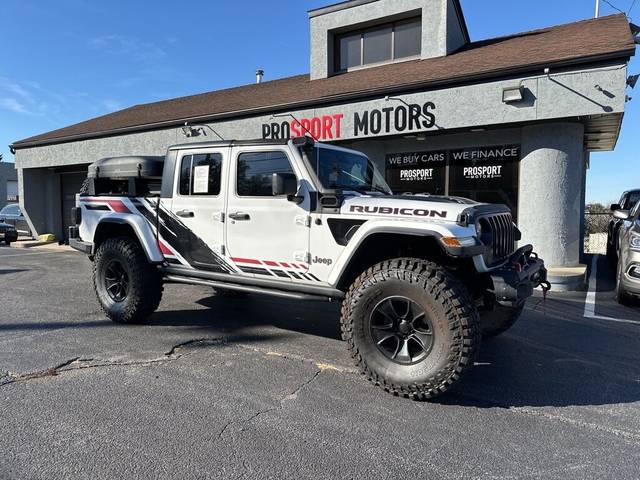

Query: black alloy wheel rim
[104,260,130,303]
[369,296,435,365]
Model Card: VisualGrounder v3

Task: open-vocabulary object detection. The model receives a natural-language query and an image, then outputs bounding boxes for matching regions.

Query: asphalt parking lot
[1,246,639,479]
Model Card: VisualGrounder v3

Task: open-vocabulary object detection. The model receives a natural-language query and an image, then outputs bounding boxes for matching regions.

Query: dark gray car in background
[608,190,640,261]
[0,204,30,237]
[612,200,640,305]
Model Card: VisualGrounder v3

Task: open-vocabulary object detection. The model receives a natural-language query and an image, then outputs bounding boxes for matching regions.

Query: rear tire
[93,237,163,324]
[479,300,525,338]
[341,258,480,400]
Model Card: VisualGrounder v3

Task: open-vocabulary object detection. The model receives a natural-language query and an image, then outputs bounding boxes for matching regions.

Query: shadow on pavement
[150,291,640,409]
[150,293,343,341]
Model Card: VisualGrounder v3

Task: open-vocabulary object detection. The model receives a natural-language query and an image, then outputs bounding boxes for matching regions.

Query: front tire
[341,258,480,400]
[93,237,163,324]
[479,300,525,338]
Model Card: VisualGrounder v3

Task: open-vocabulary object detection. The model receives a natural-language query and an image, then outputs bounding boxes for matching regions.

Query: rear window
[178,153,222,196]
[0,204,20,215]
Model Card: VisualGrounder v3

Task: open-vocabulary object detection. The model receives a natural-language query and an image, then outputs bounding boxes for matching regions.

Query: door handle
[228,212,251,221]
[176,210,195,218]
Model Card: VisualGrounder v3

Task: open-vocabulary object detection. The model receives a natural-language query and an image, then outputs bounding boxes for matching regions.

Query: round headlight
[630,235,640,250]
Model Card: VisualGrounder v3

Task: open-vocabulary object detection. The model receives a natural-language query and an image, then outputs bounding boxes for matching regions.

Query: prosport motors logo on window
[463,165,503,179]
[400,169,434,182]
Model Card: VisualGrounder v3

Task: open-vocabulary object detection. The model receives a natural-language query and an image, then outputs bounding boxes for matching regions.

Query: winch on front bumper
[489,244,550,305]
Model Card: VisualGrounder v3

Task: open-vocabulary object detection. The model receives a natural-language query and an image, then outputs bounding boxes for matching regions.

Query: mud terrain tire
[94,236,163,324]
[341,258,480,400]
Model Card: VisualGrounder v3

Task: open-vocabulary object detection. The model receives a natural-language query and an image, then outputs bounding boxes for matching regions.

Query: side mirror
[272,173,302,204]
[613,209,630,220]
[610,203,622,212]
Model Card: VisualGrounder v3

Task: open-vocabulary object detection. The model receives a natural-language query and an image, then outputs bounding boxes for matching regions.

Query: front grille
[481,213,516,266]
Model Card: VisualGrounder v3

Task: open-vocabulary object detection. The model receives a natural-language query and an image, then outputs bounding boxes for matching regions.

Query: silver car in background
[0,204,30,236]
[613,200,640,305]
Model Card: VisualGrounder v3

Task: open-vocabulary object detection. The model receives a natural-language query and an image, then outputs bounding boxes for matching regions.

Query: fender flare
[328,221,468,287]
[94,215,164,264]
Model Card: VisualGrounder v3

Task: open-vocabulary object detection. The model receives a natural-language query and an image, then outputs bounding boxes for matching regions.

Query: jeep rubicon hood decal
[340,195,476,220]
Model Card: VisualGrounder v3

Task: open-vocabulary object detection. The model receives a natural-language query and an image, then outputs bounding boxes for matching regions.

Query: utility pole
[595,0,600,17]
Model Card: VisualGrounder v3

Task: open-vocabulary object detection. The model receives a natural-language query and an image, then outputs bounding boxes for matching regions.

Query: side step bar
[164,274,339,302]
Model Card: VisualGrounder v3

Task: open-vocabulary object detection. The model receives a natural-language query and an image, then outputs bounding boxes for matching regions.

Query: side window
[620,194,629,209]
[178,153,223,196]
[3,204,20,215]
[236,151,295,197]
[626,192,640,211]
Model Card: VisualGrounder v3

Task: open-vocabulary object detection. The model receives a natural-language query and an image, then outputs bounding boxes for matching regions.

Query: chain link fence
[584,211,610,255]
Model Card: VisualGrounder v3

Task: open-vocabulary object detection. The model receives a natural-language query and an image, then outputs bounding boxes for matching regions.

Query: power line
[629,0,638,14]
[601,0,626,14]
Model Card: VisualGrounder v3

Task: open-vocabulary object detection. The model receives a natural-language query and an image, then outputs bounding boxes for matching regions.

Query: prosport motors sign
[385,145,521,196]
[261,102,437,141]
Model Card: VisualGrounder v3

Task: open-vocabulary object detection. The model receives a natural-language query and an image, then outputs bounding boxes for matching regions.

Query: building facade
[10,0,638,288]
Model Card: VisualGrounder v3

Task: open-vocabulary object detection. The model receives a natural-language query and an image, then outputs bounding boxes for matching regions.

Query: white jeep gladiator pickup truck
[69,136,549,400]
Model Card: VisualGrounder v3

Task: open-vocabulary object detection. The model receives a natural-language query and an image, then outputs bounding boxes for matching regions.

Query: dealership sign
[385,145,521,196]
[261,102,437,141]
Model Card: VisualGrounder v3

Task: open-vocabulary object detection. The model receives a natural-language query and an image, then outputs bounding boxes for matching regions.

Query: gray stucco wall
[309,0,454,80]
[519,123,586,268]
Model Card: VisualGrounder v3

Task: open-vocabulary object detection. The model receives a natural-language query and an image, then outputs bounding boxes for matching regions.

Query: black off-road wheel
[341,258,480,400]
[93,237,163,324]
[479,300,525,338]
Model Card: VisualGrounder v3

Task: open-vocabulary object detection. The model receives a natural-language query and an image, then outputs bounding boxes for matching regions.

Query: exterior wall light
[628,74,639,89]
[502,85,525,104]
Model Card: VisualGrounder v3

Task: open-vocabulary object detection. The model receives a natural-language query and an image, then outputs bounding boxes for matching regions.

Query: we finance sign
[261,101,437,141]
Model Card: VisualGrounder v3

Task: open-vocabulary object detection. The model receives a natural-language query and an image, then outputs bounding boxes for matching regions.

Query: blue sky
[0,0,637,204]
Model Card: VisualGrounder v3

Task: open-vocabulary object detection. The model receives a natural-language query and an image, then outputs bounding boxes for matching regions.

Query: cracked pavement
[1,247,639,479]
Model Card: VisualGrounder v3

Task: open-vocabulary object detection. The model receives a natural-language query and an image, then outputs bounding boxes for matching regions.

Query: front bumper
[620,253,640,295]
[0,229,18,242]
[489,245,549,305]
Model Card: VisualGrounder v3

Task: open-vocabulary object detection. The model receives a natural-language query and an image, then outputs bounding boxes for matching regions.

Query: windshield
[302,145,392,194]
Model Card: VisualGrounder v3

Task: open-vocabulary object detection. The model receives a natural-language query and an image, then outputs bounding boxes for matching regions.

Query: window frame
[176,152,224,198]
[234,150,298,199]
[334,17,422,74]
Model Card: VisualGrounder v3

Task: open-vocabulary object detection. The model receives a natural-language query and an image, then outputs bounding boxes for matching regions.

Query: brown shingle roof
[12,14,636,149]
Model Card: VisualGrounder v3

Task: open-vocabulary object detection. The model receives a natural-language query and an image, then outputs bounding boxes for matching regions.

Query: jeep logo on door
[350,205,447,218]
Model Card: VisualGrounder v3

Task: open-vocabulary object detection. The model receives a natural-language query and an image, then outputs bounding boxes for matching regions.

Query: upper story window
[335,18,421,73]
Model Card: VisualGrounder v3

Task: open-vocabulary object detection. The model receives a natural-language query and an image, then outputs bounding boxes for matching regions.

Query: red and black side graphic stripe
[231,257,319,282]
[131,198,236,274]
